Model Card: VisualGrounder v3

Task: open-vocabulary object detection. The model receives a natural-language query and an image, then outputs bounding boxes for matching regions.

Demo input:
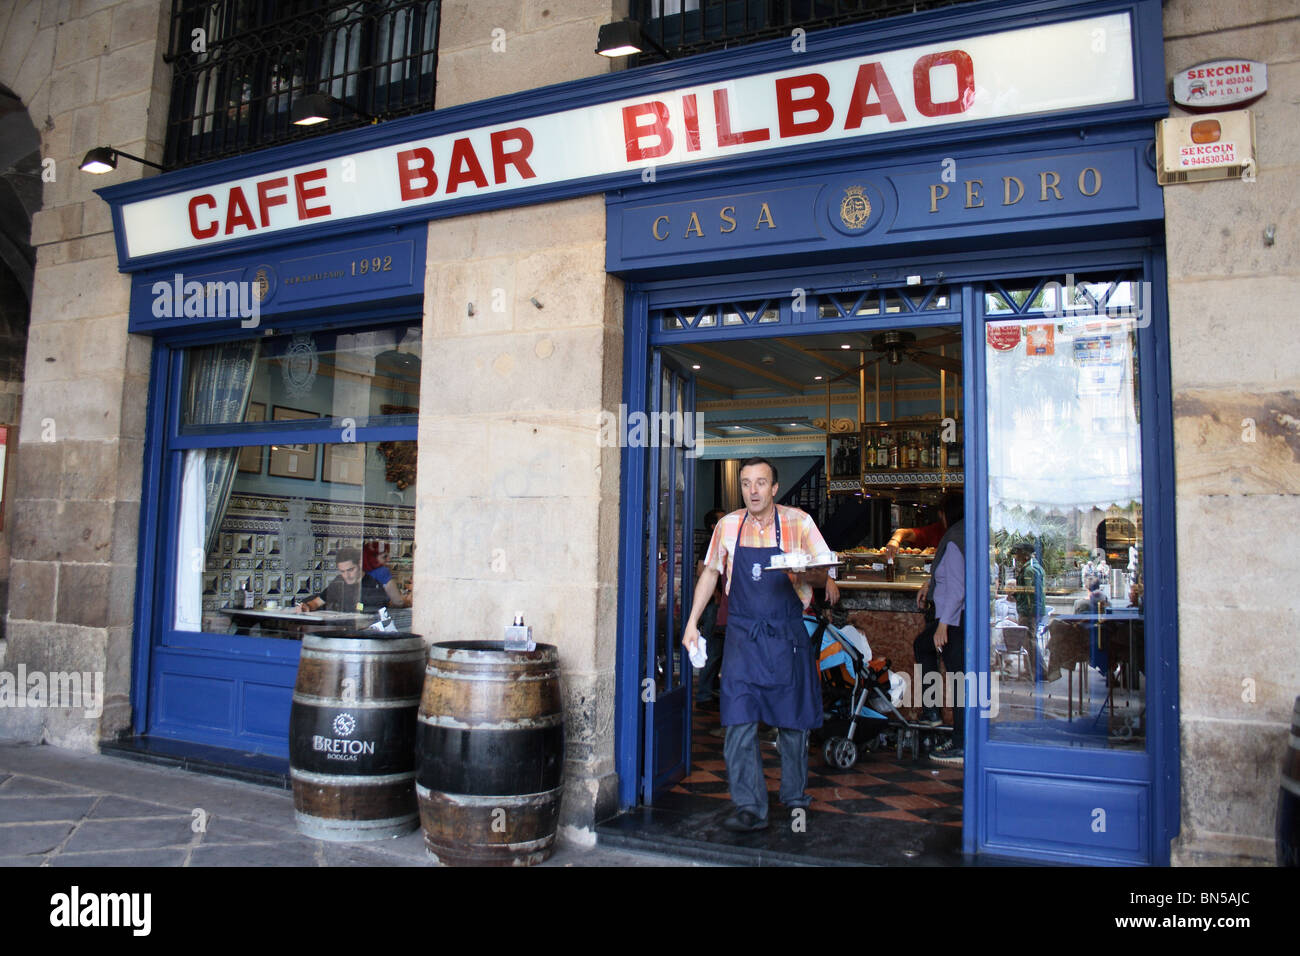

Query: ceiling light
[291,92,373,127]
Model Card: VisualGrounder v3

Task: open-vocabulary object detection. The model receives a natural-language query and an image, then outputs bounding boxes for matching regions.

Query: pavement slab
[62,817,198,854]
[51,849,191,867]
[0,796,100,823]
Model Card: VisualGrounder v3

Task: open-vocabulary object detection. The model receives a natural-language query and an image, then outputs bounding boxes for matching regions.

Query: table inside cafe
[219,606,380,639]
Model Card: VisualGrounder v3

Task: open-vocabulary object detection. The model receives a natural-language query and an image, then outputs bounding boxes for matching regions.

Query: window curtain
[720,458,742,512]
[175,340,260,630]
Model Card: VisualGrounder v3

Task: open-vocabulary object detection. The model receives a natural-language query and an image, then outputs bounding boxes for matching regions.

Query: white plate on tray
[762,560,844,572]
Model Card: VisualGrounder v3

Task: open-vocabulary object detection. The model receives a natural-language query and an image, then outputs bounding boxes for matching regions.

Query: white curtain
[174,450,208,631]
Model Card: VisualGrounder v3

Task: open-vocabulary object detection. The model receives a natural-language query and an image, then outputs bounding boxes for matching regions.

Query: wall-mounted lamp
[79,146,165,174]
[291,92,373,127]
[595,19,672,59]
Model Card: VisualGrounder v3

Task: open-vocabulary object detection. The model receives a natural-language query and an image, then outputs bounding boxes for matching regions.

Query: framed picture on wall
[269,406,318,480]
[237,403,266,473]
[322,442,365,485]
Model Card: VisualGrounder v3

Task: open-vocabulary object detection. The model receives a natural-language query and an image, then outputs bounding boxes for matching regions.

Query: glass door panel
[985,304,1146,750]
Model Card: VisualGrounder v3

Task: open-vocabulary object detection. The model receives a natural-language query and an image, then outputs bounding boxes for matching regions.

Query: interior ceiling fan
[814,329,963,381]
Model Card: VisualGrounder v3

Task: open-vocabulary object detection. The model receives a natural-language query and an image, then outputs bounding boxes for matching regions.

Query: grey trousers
[723,721,810,820]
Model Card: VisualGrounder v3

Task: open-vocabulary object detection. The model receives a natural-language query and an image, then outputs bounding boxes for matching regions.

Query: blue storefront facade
[92,0,1181,864]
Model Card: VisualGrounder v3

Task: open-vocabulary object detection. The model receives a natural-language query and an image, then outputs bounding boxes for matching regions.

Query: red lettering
[623,101,673,161]
[256,176,289,228]
[223,186,256,235]
[682,93,701,152]
[293,168,331,220]
[775,73,833,138]
[445,138,489,194]
[397,147,438,200]
[713,88,770,147]
[188,194,218,240]
[489,128,536,183]
[843,62,906,128]
[913,49,975,118]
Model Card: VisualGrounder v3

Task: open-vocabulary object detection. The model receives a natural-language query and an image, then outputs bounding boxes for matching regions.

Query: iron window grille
[164,0,441,169]
[628,0,986,64]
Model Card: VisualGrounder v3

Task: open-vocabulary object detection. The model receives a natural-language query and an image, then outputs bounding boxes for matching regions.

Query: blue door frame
[612,239,1178,864]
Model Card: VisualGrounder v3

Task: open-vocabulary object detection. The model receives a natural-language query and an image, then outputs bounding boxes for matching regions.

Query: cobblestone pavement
[0,742,713,868]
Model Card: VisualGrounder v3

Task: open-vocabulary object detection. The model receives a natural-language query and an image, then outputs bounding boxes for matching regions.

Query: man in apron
[682,458,836,832]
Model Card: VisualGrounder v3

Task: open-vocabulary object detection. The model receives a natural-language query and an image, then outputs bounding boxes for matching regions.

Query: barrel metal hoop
[291,768,417,786]
[416,713,564,730]
[415,783,563,807]
[421,666,557,683]
[1283,773,1300,798]
[292,694,422,708]
[301,647,426,663]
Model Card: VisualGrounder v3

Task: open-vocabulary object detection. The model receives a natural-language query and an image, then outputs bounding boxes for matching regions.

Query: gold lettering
[929,183,949,213]
[1039,171,1063,201]
[652,215,670,241]
[1002,175,1024,206]
[684,211,704,238]
[964,178,984,209]
[755,202,776,230]
[719,205,737,233]
[1078,167,1102,197]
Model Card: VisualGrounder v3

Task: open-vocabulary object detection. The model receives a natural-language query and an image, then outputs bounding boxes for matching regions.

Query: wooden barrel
[1278,695,1300,867]
[416,641,564,866]
[289,631,426,842]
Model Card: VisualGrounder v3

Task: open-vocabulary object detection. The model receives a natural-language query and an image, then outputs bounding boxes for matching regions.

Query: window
[170,322,420,638]
[164,0,441,168]
[629,0,985,64]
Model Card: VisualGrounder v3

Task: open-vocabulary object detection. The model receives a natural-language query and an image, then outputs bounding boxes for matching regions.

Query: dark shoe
[930,741,964,766]
[722,809,769,832]
[918,707,943,727]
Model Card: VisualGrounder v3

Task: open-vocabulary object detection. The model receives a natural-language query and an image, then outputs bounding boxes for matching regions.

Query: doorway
[613,285,970,865]
[608,257,1173,865]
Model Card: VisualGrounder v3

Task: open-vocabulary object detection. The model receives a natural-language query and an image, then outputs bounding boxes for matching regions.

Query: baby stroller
[806,603,952,767]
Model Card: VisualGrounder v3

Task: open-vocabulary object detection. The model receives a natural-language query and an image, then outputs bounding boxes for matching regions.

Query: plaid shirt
[703,505,832,609]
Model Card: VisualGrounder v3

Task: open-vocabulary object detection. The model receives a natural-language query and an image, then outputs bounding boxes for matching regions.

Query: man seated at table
[297,547,389,613]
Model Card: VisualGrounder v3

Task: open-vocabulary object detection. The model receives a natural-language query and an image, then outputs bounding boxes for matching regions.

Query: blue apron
[719,511,822,730]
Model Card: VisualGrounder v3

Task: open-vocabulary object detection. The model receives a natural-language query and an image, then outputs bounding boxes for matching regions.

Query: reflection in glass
[986,313,1145,750]
[176,440,416,639]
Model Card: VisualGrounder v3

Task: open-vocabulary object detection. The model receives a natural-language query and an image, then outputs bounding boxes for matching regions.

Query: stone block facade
[1163,0,1300,866]
[0,0,164,746]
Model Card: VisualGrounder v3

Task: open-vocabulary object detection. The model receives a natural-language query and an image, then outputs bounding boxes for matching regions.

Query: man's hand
[915,580,930,611]
[934,621,949,651]
[682,622,700,654]
[825,577,840,605]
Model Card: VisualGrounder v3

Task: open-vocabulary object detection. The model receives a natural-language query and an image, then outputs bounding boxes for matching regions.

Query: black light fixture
[291,92,373,127]
[595,18,672,59]
[79,146,165,174]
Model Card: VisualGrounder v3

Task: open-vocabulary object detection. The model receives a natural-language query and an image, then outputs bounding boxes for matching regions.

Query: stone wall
[435,0,626,109]
[1163,0,1300,866]
[0,0,166,746]
[414,196,624,838]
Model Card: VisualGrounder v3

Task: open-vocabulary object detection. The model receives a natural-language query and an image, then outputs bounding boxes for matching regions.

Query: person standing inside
[917,498,966,764]
[1006,542,1046,678]
[682,458,836,832]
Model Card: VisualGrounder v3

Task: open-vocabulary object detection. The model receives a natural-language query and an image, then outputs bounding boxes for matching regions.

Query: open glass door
[641,351,697,803]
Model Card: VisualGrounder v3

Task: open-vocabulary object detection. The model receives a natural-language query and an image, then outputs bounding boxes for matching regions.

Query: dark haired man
[682,457,838,832]
[298,547,389,613]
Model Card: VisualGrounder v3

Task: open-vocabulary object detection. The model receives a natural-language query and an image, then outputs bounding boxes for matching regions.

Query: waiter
[682,457,837,832]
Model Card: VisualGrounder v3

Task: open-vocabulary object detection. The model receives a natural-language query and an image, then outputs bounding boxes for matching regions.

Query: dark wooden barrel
[416,641,564,866]
[289,631,426,842]
[1278,695,1300,867]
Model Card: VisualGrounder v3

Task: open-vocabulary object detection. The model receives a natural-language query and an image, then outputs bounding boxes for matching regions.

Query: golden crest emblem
[839,185,871,229]
[253,267,270,301]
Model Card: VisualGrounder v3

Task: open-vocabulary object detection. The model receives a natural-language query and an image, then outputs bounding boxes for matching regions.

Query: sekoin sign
[118,13,1135,260]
